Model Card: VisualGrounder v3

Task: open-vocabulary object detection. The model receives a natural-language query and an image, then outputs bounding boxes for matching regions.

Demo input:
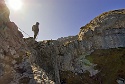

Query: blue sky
[7,0,125,41]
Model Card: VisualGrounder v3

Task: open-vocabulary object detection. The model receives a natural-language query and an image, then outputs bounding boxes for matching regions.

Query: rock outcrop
[26,9,125,84]
[57,35,78,43]
[79,9,125,49]
[0,0,36,84]
[0,0,125,84]
[0,0,10,23]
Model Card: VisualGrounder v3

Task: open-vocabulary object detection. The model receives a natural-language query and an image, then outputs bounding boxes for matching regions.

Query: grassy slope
[60,48,125,84]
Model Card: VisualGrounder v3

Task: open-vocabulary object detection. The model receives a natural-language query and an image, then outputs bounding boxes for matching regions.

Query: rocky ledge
[79,9,125,49]
[26,9,125,84]
[0,0,125,84]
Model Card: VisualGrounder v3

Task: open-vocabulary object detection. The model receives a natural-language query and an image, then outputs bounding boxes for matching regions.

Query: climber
[32,22,39,39]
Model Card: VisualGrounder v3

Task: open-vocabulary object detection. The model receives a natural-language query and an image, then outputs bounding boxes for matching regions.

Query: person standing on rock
[32,22,39,39]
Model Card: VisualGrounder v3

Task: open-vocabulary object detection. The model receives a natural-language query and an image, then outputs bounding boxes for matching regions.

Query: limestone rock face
[26,9,125,84]
[0,24,35,84]
[27,39,98,84]
[0,1,36,84]
[78,9,125,49]
[57,35,78,43]
[0,23,36,84]
[1,1,125,83]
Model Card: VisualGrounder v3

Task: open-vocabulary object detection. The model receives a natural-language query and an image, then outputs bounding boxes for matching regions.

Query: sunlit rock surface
[0,0,36,84]
[26,9,125,84]
[0,0,125,83]
[0,0,10,23]
[78,9,125,49]
[0,22,36,84]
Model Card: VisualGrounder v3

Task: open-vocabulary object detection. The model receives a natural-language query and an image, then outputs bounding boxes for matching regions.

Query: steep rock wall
[0,0,10,23]
[1,1,125,83]
[78,9,125,49]
[26,9,125,84]
[0,0,36,84]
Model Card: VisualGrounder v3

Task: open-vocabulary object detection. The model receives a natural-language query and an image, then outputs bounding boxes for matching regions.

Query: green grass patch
[60,48,125,84]
[86,48,125,84]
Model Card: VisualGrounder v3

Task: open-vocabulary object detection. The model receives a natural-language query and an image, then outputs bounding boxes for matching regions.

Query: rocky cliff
[0,0,36,84]
[0,0,125,84]
[27,9,125,84]
[79,9,125,49]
